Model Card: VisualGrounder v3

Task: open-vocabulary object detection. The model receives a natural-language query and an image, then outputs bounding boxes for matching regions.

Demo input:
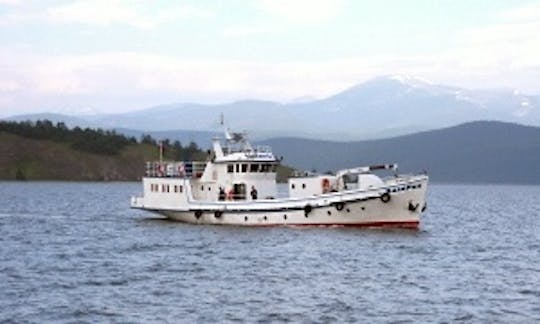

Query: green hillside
[0,120,207,181]
[0,120,294,182]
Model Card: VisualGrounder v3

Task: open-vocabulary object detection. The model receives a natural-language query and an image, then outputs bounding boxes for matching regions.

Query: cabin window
[241,164,247,173]
[250,164,259,172]
[179,185,183,193]
[235,164,240,173]
[166,185,170,193]
[227,164,234,173]
[201,185,204,191]
[174,185,178,193]
[162,184,166,192]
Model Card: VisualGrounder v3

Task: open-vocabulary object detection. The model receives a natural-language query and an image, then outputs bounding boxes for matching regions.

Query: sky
[0,0,539,116]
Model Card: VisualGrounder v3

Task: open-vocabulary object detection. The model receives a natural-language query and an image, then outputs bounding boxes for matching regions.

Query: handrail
[145,161,207,178]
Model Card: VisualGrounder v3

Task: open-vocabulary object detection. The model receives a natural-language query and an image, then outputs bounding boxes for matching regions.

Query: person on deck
[218,187,226,201]
[250,186,258,200]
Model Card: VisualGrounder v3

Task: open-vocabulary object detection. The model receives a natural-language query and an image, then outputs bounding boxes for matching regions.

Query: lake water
[0,182,538,323]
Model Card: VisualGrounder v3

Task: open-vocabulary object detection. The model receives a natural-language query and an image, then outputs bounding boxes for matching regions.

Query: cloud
[1,2,539,116]
[0,0,20,5]
[256,0,346,25]
[0,80,21,92]
[223,25,280,37]
[0,0,211,29]
[501,2,540,21]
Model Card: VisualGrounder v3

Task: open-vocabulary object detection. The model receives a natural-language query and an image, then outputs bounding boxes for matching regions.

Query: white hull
[132,176,428,228]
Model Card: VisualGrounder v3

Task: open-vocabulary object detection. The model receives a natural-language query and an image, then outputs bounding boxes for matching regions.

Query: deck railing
[145,161,207,178]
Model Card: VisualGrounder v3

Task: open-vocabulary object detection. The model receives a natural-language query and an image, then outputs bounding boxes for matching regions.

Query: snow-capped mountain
[5,76,539,140]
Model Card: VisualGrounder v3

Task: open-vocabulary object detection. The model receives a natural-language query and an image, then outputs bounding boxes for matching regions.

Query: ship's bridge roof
[216,150,277,163]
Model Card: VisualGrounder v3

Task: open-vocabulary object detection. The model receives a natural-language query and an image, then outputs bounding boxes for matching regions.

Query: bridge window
[250,164,259,172]
[235,164,240,173]
[271,165,277,173]
[241,164,247,173]
[227,164,234,173]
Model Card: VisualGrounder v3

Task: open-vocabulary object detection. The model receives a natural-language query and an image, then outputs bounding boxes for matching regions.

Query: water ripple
[0,182,539,322]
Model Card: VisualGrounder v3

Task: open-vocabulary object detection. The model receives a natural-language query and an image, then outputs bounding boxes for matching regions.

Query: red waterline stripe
[250,220,420,229]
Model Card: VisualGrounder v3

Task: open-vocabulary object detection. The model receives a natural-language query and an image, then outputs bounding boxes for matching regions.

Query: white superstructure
[131,129,428,228]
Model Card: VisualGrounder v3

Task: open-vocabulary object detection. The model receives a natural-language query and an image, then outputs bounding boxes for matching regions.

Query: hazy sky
[0,0,539,116]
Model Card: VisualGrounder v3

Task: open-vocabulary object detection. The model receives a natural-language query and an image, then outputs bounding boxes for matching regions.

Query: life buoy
[334,202,345,211]
[304,204,312,217]
[322,178,330,193]
[214,211,223,218]
[380,192,391,203]
[194,210,202,219]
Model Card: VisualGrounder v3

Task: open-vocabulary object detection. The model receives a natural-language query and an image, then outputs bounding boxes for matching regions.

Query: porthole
[346,208,350,213]
[361,206,365,211]
[244,216,248,222]
[263,216,267,221]
[291,184,296,189]
[327,210,332,216]
[302,183,306,189]
[283,214,287,220]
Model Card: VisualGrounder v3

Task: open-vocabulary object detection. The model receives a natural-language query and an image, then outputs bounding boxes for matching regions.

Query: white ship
[131,128,428,228]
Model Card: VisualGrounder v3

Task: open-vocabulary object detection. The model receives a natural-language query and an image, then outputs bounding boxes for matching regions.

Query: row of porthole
[196,204,367,221]
[390,183,422,193]
[239,206,365,221]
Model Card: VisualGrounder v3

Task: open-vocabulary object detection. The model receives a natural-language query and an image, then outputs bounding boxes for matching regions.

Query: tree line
[0,119,205,159]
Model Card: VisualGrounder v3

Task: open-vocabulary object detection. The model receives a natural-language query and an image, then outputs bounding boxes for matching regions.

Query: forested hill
[260,121,540,184]
[0,120,207,181]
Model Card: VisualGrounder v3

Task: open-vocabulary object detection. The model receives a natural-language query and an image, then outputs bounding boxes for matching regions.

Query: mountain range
[261,121,540,184]
[5,75,539,142]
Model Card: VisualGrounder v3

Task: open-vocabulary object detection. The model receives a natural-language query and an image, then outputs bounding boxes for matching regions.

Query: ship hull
[134,178,428,228]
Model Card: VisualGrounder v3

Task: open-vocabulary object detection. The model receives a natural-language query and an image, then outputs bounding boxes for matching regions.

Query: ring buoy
[334,202,345,211]
[304,204,312,216]
[380,192,391,203]
[321,178,330,193]
[214,211,223,218]
[194,210,202,219]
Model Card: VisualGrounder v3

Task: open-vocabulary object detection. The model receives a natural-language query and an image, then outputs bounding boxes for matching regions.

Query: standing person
[250,185,258,200]
[218,187,226,201]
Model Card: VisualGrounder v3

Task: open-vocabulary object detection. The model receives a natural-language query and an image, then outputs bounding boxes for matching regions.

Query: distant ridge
[5,76,539,141]
[260,121,540,184]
